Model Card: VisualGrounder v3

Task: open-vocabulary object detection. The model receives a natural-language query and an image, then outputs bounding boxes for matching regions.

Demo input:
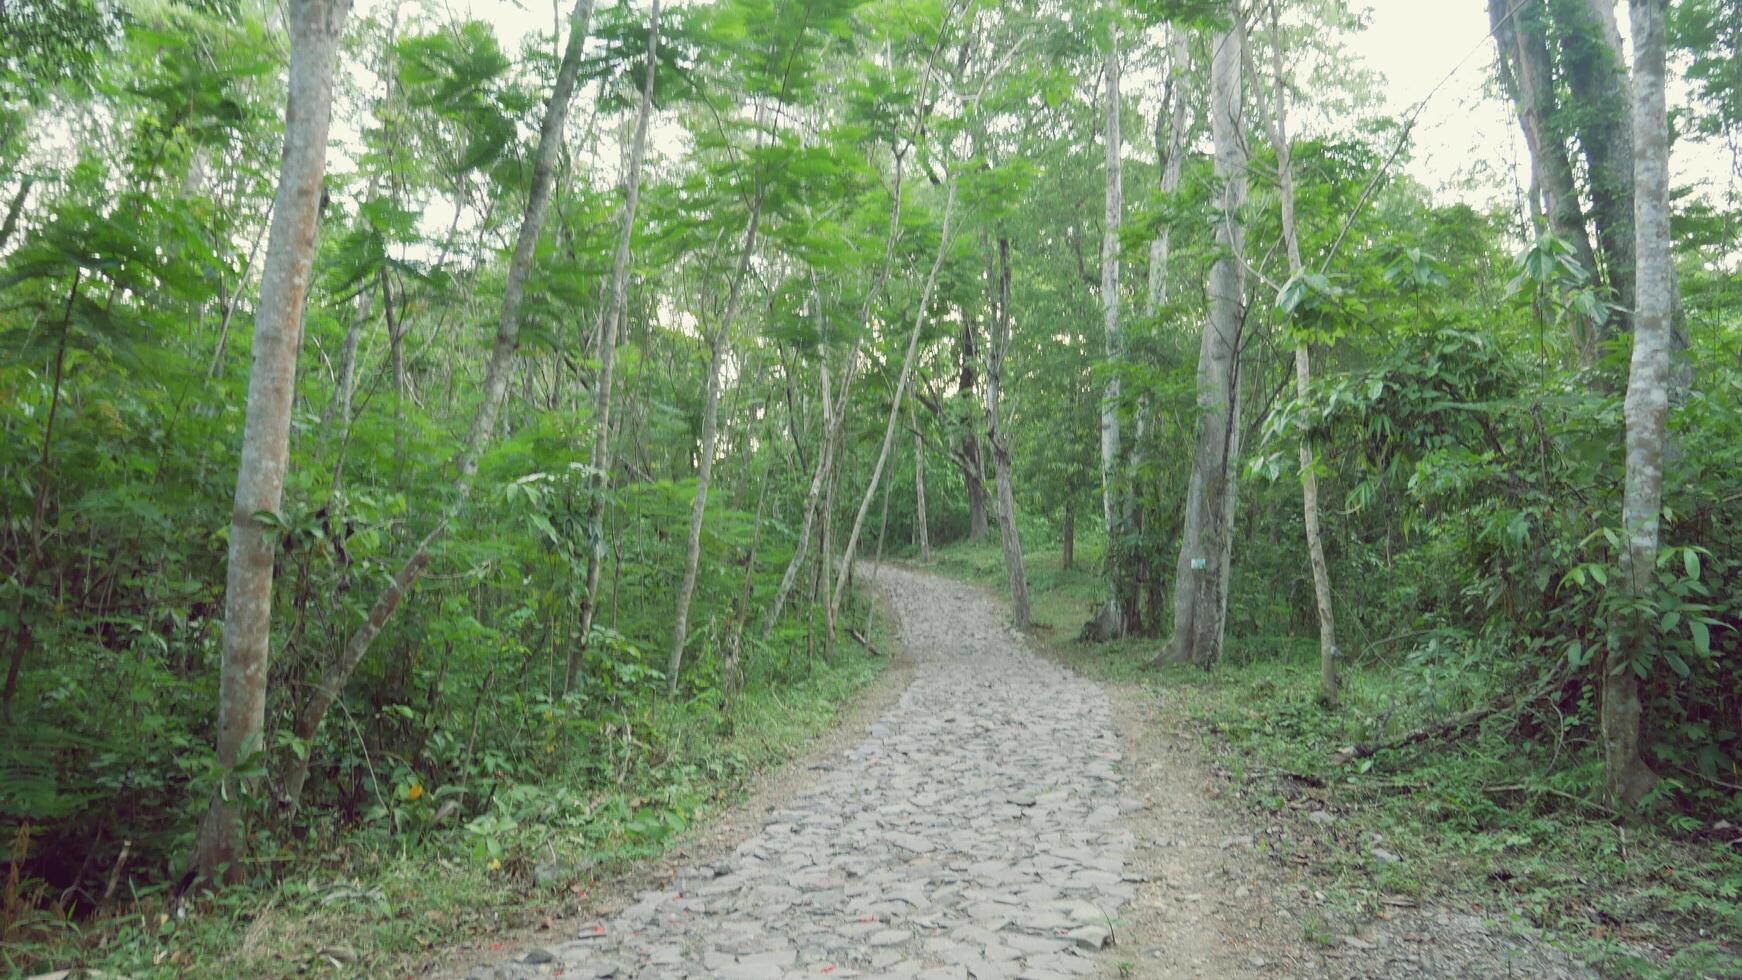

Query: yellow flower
[488,858,502,871]
[404,782,424,801]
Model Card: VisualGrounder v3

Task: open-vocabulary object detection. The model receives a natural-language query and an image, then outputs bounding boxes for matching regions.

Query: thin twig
[1481,783,1617,817]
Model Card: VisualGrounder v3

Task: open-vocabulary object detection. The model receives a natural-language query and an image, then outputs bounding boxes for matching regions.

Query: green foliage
[1178,653,1742,977]
[1670,0,1742,138]
[0,0,119,100]
[2,0,1739,972]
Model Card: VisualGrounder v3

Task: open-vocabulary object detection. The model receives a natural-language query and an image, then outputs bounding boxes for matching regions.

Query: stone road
[462,566,1136,980]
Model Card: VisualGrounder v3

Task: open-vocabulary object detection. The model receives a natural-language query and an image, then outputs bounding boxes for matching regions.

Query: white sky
[1348,0,1734,210]
[1345,0,1526,204]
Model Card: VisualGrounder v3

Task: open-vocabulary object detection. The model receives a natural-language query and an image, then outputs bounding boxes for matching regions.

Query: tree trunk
[193,0,350,883]
[462,6,599,459]
[866,461,893,634]
[1062,499,1075,571]
[766,358,837,636]
[388,272,409,474]
[1258,2,1340,707]
[1097,13,1127,639]
[1570,0,1692,395]
[829,179,960,630]
[957,312,990,543]
[0,176,32,253]
[325,279,374,430]
[912,401,931,562]
[1147,28,1189,317]
[565,0,655,693]
[988,237,1030,628]
[209,214,270,379]
[669,63,788,688]
[720,469,770,708]
[1127,25,1191,636]
[1606,0,1669,811]
[668,303,735,692]
[1489,0,1604,364]
[964,436,989,539]
[764,139,915,637]
[820,428,839,655]
[323,20,396,431]
[961,459,989,539]
[1158,15,1247,668]
[1555,0,1635,327]
[278,0,598,813]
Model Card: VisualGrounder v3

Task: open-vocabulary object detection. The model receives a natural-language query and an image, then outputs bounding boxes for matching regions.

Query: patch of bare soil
[1095,679,1596,979]
[1100,684,1316,978]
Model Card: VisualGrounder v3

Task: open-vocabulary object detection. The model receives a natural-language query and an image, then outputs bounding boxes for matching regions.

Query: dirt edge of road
[919,566,1600,980]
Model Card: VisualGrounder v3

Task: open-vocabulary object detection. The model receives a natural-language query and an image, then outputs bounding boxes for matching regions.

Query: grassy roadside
[927,538,1742,979]
[4,601,896,980]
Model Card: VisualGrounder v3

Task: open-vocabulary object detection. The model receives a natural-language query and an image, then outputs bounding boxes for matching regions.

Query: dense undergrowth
[3,591,889,978]
[931,537,1742,979]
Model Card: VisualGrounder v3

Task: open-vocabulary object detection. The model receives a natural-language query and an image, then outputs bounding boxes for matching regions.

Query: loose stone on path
[447,566,1135,980]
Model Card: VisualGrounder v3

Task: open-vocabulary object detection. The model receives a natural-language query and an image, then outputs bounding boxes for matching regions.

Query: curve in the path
[464,566,1135,980]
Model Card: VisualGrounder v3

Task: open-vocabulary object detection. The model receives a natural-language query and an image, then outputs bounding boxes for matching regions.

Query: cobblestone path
[462,566,1136,980]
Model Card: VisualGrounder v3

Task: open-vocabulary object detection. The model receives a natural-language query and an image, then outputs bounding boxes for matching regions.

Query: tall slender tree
[763,27,949,637]
[1490,0,1600,268]
[1147,28,1190,319]
[829,177,960,632]
[568,1,658,694]
[1256,0,1340,706]
[1489,0,1607,364]
[1557,0,1636,324]
[193,0,352,882]
[1097,9,1127,639]
[987,237,1030,627]
[958,317,990,541]
[912,401,931,562]
[1606,0,1671,810]
[1159,14,1247,668]
[279,0,599,810]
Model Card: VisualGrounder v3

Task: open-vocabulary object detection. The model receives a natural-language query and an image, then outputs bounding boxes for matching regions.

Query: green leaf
[1664,649,1691,678]
[1691,620,1711,656]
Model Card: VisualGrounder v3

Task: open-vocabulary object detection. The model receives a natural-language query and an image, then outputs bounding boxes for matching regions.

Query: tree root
[1078,601,1123,644]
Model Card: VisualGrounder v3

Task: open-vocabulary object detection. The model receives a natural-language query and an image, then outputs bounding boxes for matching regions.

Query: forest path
[457,565,1143,979]
[447,566,1592,980]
